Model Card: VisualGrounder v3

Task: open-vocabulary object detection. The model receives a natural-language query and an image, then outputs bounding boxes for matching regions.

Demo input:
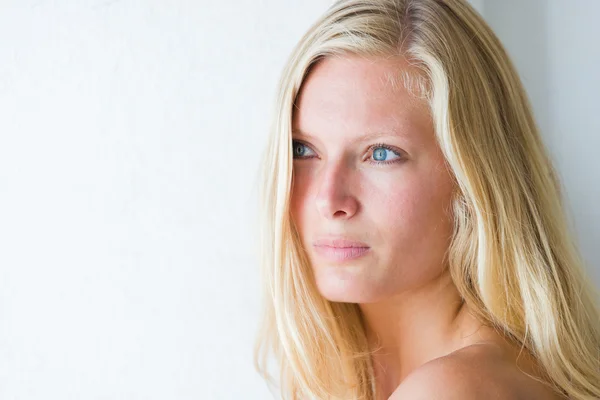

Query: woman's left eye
[369,145,402,164]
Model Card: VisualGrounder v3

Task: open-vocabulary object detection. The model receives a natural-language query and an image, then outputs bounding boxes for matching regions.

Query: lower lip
[313,245,370,262]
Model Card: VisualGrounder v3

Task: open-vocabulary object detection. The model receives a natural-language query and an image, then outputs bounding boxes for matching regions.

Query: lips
[312,237,370,262]
[313,238,369,248]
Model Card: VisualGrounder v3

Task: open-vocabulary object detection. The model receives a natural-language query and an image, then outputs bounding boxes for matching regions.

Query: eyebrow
[291,128,407,143]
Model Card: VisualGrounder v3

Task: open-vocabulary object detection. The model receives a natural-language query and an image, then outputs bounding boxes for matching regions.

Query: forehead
[292,54,432,141]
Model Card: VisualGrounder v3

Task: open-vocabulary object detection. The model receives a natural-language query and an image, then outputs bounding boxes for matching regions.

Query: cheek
[373,182,430,239]
[290,171,310,228]
[368,174,454,265]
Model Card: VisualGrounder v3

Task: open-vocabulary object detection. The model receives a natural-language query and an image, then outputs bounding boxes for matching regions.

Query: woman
[253,0,600,399]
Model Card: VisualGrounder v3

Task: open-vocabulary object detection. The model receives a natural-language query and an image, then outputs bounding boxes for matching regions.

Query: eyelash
[292,140,404,166]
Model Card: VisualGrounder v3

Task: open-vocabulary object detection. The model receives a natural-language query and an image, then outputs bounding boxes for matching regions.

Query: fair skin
[290,54,563,399]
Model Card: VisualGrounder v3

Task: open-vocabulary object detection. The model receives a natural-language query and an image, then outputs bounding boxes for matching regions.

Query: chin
[313,266,388,303]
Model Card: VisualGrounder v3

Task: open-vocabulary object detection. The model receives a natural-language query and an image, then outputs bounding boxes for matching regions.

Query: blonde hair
[252,0,600,399]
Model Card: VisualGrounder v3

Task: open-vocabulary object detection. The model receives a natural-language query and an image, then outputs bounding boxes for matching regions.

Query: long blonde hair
[252,0,600,398]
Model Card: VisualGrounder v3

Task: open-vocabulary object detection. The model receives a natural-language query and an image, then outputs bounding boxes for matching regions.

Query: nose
[314,160,359,220]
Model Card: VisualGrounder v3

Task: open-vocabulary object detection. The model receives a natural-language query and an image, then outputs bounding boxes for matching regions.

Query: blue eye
[292,140,316,158]
[371,145,402,163]
[291,140,404,165]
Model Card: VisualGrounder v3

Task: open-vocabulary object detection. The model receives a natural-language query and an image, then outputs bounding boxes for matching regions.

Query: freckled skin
[290,54,457,303]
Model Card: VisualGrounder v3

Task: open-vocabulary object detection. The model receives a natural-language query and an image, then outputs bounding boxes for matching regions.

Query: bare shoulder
[388,344,562,400]
[388,346,512,400]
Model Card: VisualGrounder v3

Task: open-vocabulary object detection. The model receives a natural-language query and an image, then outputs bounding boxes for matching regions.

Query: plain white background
[0,1,597,399]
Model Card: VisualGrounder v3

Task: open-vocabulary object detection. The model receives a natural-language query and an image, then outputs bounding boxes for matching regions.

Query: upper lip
[313,237,369,248]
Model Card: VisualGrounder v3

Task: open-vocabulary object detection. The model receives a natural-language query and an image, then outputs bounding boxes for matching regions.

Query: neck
[358,270,483,395]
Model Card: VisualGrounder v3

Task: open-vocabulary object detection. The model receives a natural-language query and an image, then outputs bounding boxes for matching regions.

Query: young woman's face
[290,54,456,303]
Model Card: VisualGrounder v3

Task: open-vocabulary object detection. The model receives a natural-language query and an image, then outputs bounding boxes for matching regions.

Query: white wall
[0,1,596,399]
[0,1,326,398]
